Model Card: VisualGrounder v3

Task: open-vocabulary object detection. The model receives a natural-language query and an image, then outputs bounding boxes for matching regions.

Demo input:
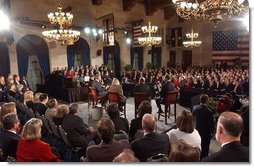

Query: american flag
[133,24,142,46]
[212,30,249,65]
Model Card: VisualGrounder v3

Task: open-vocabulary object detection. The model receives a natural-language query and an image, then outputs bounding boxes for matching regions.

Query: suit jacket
[16,138,60,162]
[62,113,92,147]
[131,132,170,162]
[20,79,30,90]
[36,103,48,116]
[0,130,21,159]
[192,104,215,138]
[85,139,129,162]
[129,117,142,141]
[110,117,129,134]
[160,81,175,99]
[202,141,249,162]
[134,83,150,96]
[92,79,107,97]
[108,85,126,103]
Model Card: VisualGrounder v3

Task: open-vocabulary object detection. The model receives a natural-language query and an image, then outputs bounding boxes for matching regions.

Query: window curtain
[130,47,143,70]
[67,47,75,69]
[16,45,29,78]
[0,42,10,78]
[80,50,90,66]
[152,47,162,67]
[36,53,50,77]
[113,41,121,79]
[103,47,109,65]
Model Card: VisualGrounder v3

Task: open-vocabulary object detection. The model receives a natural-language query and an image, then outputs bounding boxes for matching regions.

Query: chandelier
[183,29,202,48]
[172,0,249,26]
[138,21,162,46]
[42,3,80,45]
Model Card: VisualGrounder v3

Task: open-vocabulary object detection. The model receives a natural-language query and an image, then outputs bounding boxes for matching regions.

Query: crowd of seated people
[0,62,250,162]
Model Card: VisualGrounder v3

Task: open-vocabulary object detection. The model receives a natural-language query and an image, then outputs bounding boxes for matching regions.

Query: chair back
[24,109,35,118]
[48,120,61,140]
[35,112,43,120]
[165,90,178,104]
[58,125,71,147]
[108,92,119,103]
[134,92,149,107]
[41,116,52,134]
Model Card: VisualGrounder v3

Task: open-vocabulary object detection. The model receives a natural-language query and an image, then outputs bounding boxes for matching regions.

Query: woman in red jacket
[16,118,61,162]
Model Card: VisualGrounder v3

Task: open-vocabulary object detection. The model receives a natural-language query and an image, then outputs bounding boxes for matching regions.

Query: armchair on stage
[88,87,104,109]
[134,92,150,118]
[108,92,126,118]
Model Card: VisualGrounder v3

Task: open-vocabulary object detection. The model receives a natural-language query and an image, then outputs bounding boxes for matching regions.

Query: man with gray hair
[0,113,21,159]
[131,114,170,162]
[202,111,249,162]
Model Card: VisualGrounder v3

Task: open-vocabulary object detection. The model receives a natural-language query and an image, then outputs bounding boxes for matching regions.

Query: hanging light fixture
[183,29,202,48]
[172,0,249,26]
[42,3,80,45]
[138,0,162,46]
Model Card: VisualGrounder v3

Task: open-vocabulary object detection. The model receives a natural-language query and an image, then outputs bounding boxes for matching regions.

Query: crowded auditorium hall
[0,0,251,163]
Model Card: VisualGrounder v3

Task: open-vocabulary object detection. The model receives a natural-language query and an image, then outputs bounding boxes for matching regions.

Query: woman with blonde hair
[16,118,60,162]
[0,102,17,121]
[108,78,127,111]
[24,91,34,110]
[32,92,42,112]
[52,104,69,126]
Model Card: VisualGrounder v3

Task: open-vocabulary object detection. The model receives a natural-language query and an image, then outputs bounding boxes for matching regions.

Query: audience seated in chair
[85,118,129,162]
[23,91,34,110]
[134,77,150,98]
[129,101,152,141]
[155,75,175,113]
[45,98,58,121]
[62,103,99,149]
[107,102,129,134]
[202,111,249,162]
[108,78,127,111]
[167,110,201,150]
[52,104,69,126]
[168,140,200,162]
[32,93,42,112]
[16,118,61,162]
[131,114,171,162]
[35,93,48,116]
[0,102,17,122]
[0,113,21,159]
[92,74,107,106]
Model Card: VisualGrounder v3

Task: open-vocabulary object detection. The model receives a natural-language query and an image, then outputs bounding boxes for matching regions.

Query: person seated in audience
[23,91,34,110]
[0,113,21,159]
[108,78,126,111]
[168,140,200,162]
[192,94,215,159]
[35,93,48,116]
[45,98,58,121]
[134,77,150,98]
[202,112,249,162]
[92,74,107,105]
[0,102,17,122]
[167,110,201,150]
[102,70,112,86]
[113,149,139,162]
[52,104,69,126]
[16,118,61,162]
[217,93,233,114]
[20,76,30,91]
[88,74,94,86]
[129,101,152,141]
[16,84,24,103]
[72,71,81,88]
[106,102,129,134]
[155,75,175,113]
[85,118,129,162]
[224,78,234,93]
[0,76,6,92]
[62,103,99,149]
[32,93,42,113]
[131,114,171,162]
[8,83,17,99]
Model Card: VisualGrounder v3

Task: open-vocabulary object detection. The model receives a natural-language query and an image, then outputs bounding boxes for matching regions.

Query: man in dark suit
[192,94,215,159]
[202,111,249,162]
[92,74,107,97]
[131,114,171,162]
[20,76,30,91]
[0,113,21,159]
[62,103,99,148]
[134,77,150,97]
[155,75,175,113]
[36,93,48,116]
[85,118,129,162]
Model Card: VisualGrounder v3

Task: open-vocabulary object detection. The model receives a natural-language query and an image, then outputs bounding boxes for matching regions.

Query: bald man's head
[142,114,156,133]
[218,111,243,137]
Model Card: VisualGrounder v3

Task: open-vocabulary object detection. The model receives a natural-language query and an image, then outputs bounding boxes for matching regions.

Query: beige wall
[5,0,247,75]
